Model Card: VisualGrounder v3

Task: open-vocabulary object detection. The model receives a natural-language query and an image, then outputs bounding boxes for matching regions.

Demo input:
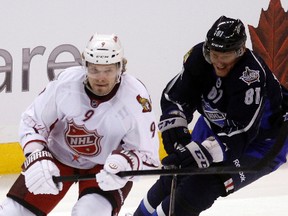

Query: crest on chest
[65,120,102,156]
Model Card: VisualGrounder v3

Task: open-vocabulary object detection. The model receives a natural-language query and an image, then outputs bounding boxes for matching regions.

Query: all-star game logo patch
[136,95,152,112]
[239,66,260,85]
[65,120,102,156]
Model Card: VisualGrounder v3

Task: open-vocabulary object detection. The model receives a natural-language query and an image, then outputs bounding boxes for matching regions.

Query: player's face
[210,50,238,77]
[87,63,119,96]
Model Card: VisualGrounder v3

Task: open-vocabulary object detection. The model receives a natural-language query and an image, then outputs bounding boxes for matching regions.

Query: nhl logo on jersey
[136,95,152,112]
[91,99,100,108]
[65,120,102,156]
[239,66,260,85]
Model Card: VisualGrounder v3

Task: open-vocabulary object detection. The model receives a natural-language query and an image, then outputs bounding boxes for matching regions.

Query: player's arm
[159,43,207,153]
[96,88,160,191]
[20,80,62,195]
[20,80,59,154]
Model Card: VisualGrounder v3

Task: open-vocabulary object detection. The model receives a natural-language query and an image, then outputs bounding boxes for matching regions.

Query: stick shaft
[253,120,288,169]
[53,166,254,183]
[169,174,177,216]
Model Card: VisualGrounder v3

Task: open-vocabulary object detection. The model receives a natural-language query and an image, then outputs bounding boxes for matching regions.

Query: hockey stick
[53,166,256,183]
[169,173,177,216]
[253,117,288,169]
[53,120,288,183]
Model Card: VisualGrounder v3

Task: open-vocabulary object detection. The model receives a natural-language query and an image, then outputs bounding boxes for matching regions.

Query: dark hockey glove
[161,141,213,168]
[158,113,191,154]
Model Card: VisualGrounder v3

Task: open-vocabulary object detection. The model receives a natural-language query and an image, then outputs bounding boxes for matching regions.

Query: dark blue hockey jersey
[161,42,286,160]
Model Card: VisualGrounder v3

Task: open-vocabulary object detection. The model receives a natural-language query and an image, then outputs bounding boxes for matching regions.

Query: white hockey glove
[96,150,141,191]
[22,149,63,195]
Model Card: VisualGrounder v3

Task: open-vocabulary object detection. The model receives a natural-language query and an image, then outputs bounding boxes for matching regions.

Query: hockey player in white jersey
[0,33,160,216]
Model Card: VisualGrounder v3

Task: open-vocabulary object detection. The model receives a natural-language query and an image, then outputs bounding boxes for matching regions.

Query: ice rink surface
[1,163,288,216]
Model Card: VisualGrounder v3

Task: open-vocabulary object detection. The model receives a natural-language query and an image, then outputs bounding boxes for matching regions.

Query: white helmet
[83,33,124,65]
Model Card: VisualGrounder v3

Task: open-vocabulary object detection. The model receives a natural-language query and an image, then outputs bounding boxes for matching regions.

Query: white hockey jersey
[19,66,160,169]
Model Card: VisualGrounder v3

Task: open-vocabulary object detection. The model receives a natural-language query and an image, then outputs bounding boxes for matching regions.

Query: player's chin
[95,90,107,96]
[97,88,113,96]
[215,68,229,77]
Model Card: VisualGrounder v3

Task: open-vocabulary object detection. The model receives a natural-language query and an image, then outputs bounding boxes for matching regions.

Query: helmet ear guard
[121,58,128,73]
[235,46,245,57]
[202,41,212,64]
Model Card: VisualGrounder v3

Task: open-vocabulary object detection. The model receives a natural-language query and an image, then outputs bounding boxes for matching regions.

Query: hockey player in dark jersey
[133,15,288,216]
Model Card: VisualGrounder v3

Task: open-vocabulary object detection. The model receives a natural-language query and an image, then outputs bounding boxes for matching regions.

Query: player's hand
[22,149,63,195]
[158,113,191,154]
[161,141,213,168]
[96,150,140,191]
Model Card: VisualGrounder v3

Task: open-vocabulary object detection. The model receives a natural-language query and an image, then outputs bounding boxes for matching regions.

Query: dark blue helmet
[205,16,247,52]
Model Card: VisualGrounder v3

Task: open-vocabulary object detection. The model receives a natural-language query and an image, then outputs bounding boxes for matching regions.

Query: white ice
[1,163,288,215]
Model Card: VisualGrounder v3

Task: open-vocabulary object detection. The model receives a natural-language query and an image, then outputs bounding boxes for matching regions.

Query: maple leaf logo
[248,0,288,89]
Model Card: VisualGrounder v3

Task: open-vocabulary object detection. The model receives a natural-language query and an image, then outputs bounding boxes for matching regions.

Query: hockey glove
[22,149,63,195]
[161,141,213,168]
[96,150,141,191]
[158,113,191,154]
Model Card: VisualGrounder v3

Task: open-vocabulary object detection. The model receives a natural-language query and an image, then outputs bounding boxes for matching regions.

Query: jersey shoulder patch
[239,66,260,86]
[136,94,152,113]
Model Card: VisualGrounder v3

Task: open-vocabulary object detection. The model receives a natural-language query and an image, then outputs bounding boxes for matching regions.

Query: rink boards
[0,133,167,174]
[0,142,25,174]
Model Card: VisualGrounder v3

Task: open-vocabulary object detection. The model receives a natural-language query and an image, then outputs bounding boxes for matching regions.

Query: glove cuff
[185,141,213,168]
[111,149,141,171]
[158,115,188,132]
[22,149,54,171]
[201,137,224,162]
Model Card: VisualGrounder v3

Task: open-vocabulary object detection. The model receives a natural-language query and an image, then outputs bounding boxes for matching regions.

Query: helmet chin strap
[116,62,123,83]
